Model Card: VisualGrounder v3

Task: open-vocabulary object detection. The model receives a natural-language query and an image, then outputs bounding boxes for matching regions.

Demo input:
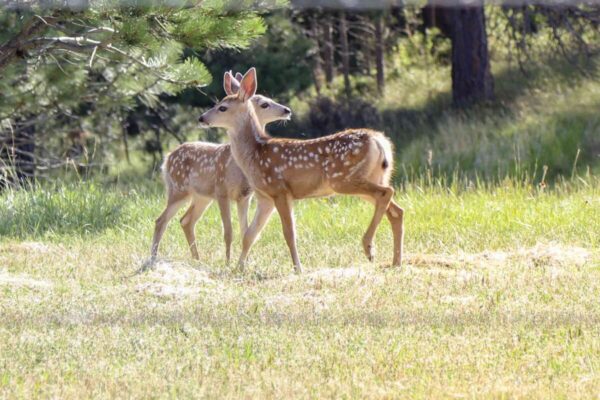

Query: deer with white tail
[150,72,292,262]
[198,68,404,273]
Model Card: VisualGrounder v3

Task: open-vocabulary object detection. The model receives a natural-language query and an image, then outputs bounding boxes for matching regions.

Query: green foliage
[182,11,313,109]
[118,16,154,46]
[0,1,269,118]
[0,1,272,181]
[171,7,266,49]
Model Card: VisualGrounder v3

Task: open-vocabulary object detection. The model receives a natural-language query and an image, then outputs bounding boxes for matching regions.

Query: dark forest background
[1,0,599,187]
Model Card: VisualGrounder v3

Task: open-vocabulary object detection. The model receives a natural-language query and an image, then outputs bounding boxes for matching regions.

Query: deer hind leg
[359,195,404,267]
[180,196,212,260]
[386,200,404,267]
[151,190,189,260]
[216,196,233,262]
[334,181,393,262]
[238,194,274,270]
[274,194,303,274]
[236,194,251,237]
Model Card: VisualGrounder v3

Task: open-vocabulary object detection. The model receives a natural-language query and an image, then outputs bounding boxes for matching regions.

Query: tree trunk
[339,12,351,101]
[323,13,335,86]
[374,13,385,94]
[446,3,494,106]
[122,126,131,165]
[361,16,372,76]
[310,14,323,96]
[13,120,36,186]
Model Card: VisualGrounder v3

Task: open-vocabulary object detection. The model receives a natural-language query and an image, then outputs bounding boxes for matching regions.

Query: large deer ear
[238,67,257,102]
[223,71,234,96]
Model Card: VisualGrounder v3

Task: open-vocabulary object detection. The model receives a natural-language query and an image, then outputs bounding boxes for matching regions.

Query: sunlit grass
[0,178,599,398]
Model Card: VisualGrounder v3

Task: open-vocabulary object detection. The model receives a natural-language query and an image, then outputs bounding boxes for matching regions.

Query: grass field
[1,178,599,398]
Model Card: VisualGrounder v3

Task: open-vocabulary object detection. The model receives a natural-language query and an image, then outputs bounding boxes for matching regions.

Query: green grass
[1,178,599,398]
[393,58,600,179]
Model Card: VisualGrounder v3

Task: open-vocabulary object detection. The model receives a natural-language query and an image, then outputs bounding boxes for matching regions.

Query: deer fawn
[151,72,292,262]
[198,68,404,273]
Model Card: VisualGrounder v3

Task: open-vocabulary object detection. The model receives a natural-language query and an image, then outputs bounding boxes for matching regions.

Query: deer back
[239,128,393,199]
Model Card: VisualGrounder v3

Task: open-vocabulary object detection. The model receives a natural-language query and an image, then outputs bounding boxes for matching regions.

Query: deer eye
[218,106,228,112]
[260,103,269,109]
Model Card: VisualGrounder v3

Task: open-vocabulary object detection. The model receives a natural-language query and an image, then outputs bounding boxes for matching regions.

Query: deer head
[199,68,290,128]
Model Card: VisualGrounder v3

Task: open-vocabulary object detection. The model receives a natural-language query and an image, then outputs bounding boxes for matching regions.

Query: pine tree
[0,0,276,184]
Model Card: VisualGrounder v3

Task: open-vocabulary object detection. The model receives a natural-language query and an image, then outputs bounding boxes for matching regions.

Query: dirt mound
[135,260,220,299]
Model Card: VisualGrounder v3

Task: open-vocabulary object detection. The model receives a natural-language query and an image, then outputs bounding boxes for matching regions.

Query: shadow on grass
[381,53,599,145]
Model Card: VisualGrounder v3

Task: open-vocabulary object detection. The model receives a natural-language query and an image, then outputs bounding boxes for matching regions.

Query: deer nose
[198,115,204,123]
[283,107,291,114]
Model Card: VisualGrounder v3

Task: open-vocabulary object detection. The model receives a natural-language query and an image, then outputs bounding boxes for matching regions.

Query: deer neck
[226,107,268,183]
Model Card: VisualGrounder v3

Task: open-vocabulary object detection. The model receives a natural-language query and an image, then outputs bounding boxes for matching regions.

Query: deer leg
[359,195,404,267]
[216,196,233,263]
[180,196,211,260]
[386,200,404,267]
[236,194,251,237]
[238,194,274,270]
[334,182,393,262]
[151,191,189,260]
[274,194,303,274]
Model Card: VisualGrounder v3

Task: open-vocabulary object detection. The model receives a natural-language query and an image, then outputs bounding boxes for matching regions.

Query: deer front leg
[180,196,211,260]
[274,194,303,274]
[238,194,274,270]
[217,196,233,262]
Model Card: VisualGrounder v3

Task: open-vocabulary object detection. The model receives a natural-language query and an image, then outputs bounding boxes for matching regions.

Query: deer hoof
[362,241,374,262]
[237,259,246,272]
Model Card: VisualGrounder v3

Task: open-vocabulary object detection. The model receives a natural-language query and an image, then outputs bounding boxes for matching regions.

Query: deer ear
[230,74,241,94]
[238,68,257,102]
[235,72,243,82]
[223,71,234,96]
